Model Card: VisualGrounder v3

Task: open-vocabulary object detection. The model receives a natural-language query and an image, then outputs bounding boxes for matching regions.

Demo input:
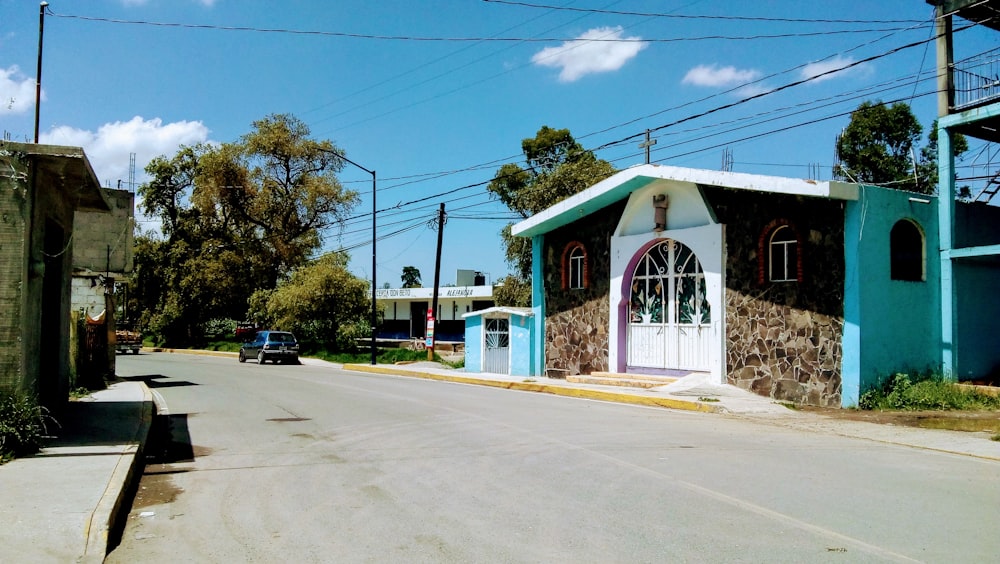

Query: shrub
[859,372,1000,411]
[0,391,50,462]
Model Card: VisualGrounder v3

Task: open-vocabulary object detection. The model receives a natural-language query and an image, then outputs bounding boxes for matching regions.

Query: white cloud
[682,64,762,88]
[800,55,866,83]
[532,26,647,82]
[0,65,42,115]
[40,116,210,187]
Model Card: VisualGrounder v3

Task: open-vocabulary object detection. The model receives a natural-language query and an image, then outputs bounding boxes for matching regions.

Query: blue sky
[2,1,995,288]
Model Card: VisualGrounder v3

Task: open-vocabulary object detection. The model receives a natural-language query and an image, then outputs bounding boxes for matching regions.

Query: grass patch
[440,357,465,369]
[860,373,1000,411]
[0,391,52,464]
[698,397,720,403]
[199,339,241,353]
[307,347,445,365]
[68,387,92,401]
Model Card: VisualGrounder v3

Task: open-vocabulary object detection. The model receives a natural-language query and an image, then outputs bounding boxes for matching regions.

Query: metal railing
[952,47,1000,110]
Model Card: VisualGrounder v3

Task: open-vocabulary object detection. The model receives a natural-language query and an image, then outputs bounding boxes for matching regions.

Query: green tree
[835,101,967,195]
[916,120,970,197]
[401,266,422,288]
[252,252,370,348]
[487,126,615,305]
[134,114,361,345]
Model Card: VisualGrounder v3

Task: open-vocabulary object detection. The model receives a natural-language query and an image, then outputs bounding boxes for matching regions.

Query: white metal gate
[627,239,713,371]
[483,318,510,374]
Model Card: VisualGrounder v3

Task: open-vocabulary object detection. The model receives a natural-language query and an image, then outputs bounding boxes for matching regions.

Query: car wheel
[290,355,299,365]
[239,350,246,363]
[258,350,266,364]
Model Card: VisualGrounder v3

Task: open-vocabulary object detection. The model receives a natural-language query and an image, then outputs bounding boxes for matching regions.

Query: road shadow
[145,413,195,465]
[118,373,200,389]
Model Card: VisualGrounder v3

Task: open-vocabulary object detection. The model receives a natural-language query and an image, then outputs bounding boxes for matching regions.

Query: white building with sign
[377,270,494,342]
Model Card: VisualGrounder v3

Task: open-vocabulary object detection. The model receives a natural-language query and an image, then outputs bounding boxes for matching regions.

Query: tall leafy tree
[249,252,370,348]
[134,114,361,345]
[401,266,422,288]
[488,126,616,306]
[835,101,967,195]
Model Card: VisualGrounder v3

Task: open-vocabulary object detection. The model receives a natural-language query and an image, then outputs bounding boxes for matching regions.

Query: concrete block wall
[73,188,133,274]
[0,153,28,391]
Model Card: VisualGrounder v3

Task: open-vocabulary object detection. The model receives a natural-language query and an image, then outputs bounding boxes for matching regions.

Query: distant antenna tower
[128,152,136,191]
[721,147,733,172]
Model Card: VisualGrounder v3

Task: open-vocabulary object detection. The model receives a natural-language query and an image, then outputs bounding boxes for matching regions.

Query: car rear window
[269,332,296,343]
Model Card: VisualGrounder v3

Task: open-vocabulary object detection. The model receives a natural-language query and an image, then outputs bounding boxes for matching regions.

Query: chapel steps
[564,371,679,389]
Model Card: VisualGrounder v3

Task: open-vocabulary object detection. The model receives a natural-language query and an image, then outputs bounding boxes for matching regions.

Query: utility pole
[34,2,48,143]
[427,203,446,361]
[638,129,657,164]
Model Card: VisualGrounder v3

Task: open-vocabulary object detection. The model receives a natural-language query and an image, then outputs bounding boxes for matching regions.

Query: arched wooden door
[626,239,713,371]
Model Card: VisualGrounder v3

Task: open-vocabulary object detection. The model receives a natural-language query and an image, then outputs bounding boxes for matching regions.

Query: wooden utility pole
[427,203,446,361]
[34,2,48,143]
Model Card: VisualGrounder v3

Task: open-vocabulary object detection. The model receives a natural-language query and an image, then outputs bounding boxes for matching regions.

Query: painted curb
[343,364,723,414]
[81,382,154,563]
[148,347,239,358]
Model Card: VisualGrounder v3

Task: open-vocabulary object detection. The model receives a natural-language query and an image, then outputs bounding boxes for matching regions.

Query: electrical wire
[482,1,928,24]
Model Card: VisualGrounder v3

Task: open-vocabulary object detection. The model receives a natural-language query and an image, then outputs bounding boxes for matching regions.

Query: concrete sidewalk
[3,353,997,563]
[0,381,152,563]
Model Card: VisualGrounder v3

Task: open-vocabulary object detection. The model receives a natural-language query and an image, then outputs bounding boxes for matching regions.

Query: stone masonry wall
[542,201,626,375]
[705,188,845,407]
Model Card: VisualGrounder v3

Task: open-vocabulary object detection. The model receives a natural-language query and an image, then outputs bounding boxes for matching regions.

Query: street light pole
[320,148,377,365]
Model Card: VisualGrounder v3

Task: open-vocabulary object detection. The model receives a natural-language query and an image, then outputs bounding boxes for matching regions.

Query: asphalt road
[106,353,1000,563]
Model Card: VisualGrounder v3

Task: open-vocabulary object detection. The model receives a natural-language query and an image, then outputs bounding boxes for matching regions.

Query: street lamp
[321,148,377,365]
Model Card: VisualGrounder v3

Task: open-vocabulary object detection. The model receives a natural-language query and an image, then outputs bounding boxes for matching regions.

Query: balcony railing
[953,47,1000,110]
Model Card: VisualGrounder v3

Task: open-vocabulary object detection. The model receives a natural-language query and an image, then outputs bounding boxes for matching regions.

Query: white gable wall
[608,181,726,380]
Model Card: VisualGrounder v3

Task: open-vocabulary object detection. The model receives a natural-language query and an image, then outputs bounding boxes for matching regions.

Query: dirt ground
[798,406,1000,434]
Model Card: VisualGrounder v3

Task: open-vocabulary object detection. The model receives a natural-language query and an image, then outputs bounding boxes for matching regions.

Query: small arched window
[757,220,803,284]
[561,242,588,290]
[890,219,925,281]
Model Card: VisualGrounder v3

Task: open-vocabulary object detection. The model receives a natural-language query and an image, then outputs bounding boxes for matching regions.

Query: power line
[482,1,929,24]
[45,9,911,43]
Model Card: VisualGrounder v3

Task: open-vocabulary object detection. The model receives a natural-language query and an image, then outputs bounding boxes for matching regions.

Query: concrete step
[567,372,678,389]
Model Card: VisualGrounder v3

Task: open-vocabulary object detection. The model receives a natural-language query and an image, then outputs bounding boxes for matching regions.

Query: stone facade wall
[705,188,845,407]
[542,201,626,375]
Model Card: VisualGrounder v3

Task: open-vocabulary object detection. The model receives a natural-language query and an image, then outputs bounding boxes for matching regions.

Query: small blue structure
[463,307,534,376]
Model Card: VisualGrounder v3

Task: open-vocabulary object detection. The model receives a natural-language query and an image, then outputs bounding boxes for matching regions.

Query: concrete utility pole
[34,2,48,143]
[427,203,446,361]
[639,129,657,164]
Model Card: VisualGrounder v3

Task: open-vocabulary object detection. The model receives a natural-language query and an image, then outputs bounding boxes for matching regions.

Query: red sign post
[425,308,435,361]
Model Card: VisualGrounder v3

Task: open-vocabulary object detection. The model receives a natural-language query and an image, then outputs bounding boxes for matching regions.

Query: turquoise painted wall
[843,186,941,406]
[509,313,534,377]
[954,260,1000,380]
[464,316,483,372]
[953,203,1000,381]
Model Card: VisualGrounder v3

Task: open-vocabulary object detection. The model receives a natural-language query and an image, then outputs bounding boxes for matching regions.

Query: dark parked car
[239,330,300,364]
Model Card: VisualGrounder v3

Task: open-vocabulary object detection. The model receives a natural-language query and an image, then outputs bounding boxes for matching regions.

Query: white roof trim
[462,306,534,319]
[512,164,858,237]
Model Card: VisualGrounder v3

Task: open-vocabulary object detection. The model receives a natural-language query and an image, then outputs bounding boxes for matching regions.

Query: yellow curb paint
[149,348,239,358]
[344,364,721,414]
